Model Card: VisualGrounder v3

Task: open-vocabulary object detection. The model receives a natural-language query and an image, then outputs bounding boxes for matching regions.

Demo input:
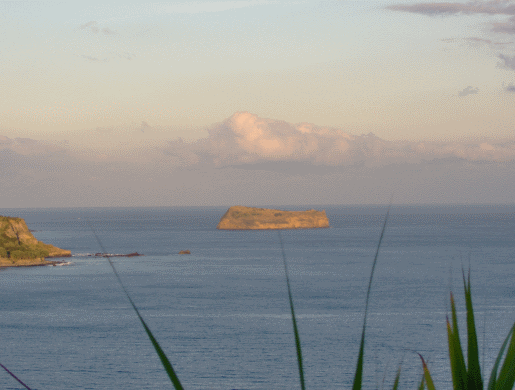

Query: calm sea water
[1,205,514,390]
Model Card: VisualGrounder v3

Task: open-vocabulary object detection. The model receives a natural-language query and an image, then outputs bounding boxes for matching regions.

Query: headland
[0,216,71,267]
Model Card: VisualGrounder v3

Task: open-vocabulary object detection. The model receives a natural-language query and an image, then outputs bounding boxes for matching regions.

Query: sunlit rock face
[0,216,71,267]
[216,205,330,230]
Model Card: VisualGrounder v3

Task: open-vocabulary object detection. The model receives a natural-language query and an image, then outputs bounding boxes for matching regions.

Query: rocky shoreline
[0,215,72,268]
[0,257,71,268]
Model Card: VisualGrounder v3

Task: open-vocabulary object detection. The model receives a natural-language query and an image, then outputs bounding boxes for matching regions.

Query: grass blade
[447,292,467,390]
[278,231,305,390]
[391,366,401,390]
[463,270,482,390]
[352,203,391,390]
[352,332,366,390]
[0,363,32,390]
[487,323,515,390]
[418,373,425,390]
[493,322,515,390]
[418,354,436,390]
[89,224,184,390]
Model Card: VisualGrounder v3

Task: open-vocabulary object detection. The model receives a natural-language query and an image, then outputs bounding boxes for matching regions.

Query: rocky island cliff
[217,206,330,230]
[0,216,71,267]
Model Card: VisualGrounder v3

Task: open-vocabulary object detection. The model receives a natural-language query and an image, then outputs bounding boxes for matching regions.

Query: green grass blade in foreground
[447,292,467,390]
[0,363,32,390]
[352,203,391,390]
[463,270,483,390]
[491,322,515,390]
[418,354,436,390]
[89,225,184,390]
[278,231,305,390]
[487,323,515,390]
[417,373,425,390]
[391,366,401,390]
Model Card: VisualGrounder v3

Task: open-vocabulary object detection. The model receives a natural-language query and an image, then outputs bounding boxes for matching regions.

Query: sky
[1,0,515,207]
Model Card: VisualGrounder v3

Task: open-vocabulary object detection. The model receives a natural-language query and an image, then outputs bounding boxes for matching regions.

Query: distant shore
[0,257,71,268]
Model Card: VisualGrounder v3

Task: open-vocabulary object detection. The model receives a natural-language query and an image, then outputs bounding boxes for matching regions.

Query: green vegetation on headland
[0,216,71,267]
[217,205,330,230]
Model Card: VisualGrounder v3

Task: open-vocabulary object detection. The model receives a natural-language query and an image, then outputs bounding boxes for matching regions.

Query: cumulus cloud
[458,85,479,96]
[161,112,515,167]
[3,113,515,168]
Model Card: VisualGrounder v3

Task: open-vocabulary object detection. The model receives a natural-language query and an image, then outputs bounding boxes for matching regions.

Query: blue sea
[1,205,515,389]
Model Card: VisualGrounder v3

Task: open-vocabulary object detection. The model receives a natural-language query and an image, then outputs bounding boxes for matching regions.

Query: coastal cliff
[217,206,330,230]
[0,216,71,267]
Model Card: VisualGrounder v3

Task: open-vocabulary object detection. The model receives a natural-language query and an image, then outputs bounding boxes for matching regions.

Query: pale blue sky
[3,0,515,144]
[2,1,515,207]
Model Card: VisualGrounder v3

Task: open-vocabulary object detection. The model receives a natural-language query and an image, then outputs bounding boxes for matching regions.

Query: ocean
[1,205,514,389]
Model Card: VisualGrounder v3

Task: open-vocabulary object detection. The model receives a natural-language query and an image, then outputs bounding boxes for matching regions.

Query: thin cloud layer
[0,136,68,156]
[80,21,116,35]
[458,86,479,96]
[464,37,513,45]
[492,15,515,33]
[388,0,515,93]
[499,53,515,68]
[388,0,515,37]
[387,1,515,16]
[2,114,515,207]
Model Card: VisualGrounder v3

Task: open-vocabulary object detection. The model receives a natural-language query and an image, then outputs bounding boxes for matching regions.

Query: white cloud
[2,114,515,207]
[163,112,515,167]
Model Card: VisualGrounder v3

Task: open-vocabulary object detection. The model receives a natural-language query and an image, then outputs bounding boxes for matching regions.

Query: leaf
[0,362,32,390]
[88,224,184,390]
[487,323,515,390]
[278,231,305,390]
[417,372,425,390]
[418,354,436,390]
[391,366,401,390]
[463,270,482,390]
[447,293,467,390]
[493,322,515,390]
[352,332,365,390]
[352,203,392,390]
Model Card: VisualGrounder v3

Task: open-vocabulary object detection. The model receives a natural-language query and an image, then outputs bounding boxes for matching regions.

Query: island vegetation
[0,216,71,267]
[217,206,330,230]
